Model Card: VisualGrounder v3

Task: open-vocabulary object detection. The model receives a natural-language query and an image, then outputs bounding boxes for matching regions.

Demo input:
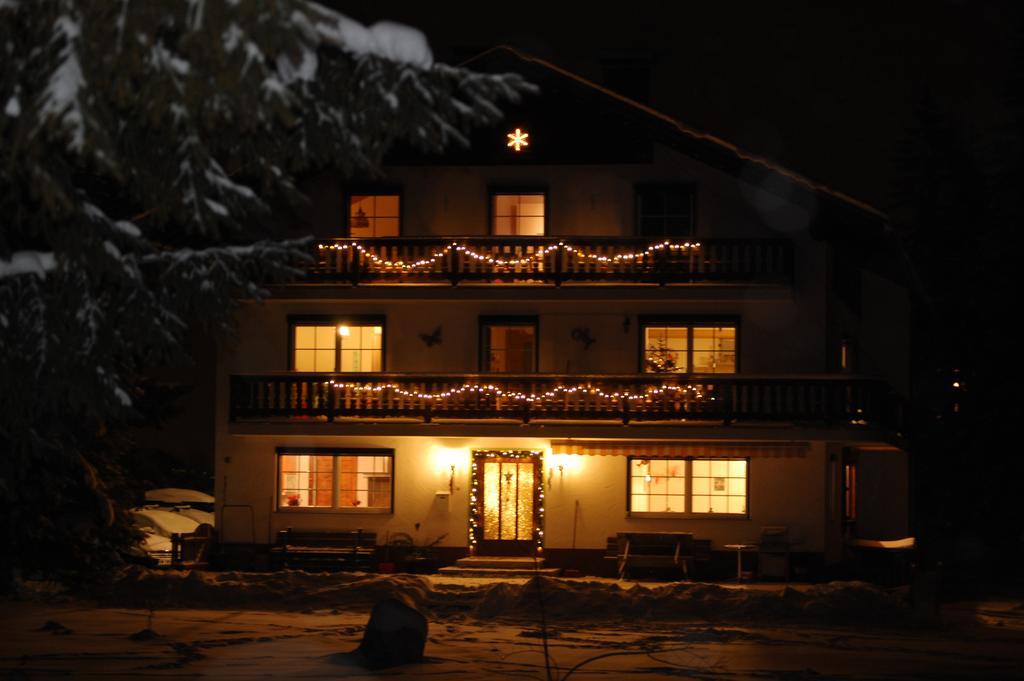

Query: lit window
[691,459,747,515]
[482,321,536,372]
[339,324,383,372]
[292,320,383,372]
[348,195,400,237]
[492,193,545,235]
[278,452,393,511]
[279,454,334,508]
[643,326,688,373]
[642,323,736,374]
[628,457,748,516]
[629,458,686,512]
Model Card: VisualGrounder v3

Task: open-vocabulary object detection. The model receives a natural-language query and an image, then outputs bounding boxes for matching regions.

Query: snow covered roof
[145,488,215,504]
[463,46,888,235]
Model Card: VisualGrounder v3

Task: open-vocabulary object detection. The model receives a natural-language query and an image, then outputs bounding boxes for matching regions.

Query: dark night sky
[339,0,1021,211]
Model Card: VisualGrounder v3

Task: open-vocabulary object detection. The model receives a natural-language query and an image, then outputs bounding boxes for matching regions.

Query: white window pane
[667,477,685,495]
[518,215,545,235]
[692,460,710,477]
[667,461,684,478]
[349,222,373,238]
[493,195,517,215]
[728,497,746,514]
[316,326,336,348]
[350,195,374,218]
[518,194,545,214]
[631,460,648,476]
[692,477,709,495]
[375,217,400,237]
[294,349,315,372]
[315,349,335,371]
[711,477,728,495]
[632,494,649,512]
[666,495,685,512]
[711,460,729,477]
[360,326,376,347]
[341,350,360,371]
[360,350,376,372]
[649,460,667,477]
[631,478,647,494]
[649,496,667,512]
[295,326,315,349]
[692,496,710,513]
[375,195,400,217]
[728,478,746,495]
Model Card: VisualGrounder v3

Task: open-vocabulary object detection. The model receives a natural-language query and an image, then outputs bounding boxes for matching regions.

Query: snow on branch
[0,251,57,279]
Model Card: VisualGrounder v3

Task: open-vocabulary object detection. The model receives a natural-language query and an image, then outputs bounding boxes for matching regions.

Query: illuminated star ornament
[506,127,529,151]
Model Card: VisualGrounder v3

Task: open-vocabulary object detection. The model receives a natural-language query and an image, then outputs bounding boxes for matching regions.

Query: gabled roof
[464,46,889,238]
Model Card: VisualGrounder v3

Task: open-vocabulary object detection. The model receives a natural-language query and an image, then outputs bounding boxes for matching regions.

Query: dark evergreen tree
[0,0,531,584]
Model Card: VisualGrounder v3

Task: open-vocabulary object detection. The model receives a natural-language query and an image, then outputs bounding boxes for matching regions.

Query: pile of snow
[94,570,911,626]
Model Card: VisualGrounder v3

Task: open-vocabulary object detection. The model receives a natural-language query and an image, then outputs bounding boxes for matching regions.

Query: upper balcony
[302,237,793,287]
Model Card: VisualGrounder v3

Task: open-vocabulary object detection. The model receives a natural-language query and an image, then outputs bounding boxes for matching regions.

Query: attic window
[492,192,545,236]
[347,195,400,238]
[636,185,694,237]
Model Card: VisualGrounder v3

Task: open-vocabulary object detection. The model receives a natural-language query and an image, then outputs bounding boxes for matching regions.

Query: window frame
[288,314,386,372]
[634,183,697,238]
[275,447,395,513]
[343,186,403,238]
[626,456,750,519]
[638,315,740,374]
[479,315,539,373]
[488,186,548,236]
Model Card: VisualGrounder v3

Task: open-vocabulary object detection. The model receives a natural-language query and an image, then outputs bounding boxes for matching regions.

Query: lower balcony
[229,373,901,430]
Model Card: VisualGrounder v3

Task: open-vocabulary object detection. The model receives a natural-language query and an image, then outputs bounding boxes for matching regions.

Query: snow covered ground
[2,570,1022,679]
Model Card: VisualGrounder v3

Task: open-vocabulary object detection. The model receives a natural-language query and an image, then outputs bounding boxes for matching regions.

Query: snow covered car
[130,507,202,566]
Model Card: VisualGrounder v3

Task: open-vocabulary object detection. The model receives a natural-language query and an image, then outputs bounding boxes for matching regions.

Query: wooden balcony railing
[305,237,792,286]
[230,373,900,430]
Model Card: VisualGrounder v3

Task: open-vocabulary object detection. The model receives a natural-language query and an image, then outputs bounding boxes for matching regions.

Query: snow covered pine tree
[0,0,531,585]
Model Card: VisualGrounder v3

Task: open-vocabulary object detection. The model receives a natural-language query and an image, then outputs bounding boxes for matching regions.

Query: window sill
[627,512,749,520]
[275,507,392,515]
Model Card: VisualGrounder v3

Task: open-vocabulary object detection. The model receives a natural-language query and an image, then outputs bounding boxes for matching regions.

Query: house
[216,47,910,576]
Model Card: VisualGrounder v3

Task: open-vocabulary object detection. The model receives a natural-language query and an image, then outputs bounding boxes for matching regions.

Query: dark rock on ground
[356,595,428,669]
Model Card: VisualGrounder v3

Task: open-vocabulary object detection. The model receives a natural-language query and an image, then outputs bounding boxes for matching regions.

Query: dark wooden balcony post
[325,381,335,422]
[448,244,460,286]
[553,242,564,287]
[348,245,361,287]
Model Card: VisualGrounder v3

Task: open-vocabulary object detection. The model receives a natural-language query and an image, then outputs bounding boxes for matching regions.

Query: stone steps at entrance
[438,555,559,578]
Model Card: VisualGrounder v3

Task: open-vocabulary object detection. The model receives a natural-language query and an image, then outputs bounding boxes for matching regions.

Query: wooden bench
[605,535,712,579]
[171,523,216,568]
[270,528,377,572]
[613,532,694,580]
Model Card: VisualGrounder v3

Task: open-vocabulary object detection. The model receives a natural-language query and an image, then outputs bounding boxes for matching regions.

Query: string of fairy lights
[318,380,707,403]
[316,239,702,271]
[468,450,545,554]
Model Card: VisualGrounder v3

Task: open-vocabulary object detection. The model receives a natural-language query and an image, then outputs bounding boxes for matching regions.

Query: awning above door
[550,440,808,458]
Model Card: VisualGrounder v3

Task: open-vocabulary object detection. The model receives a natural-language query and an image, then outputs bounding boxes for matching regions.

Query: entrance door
[473,452,541,556]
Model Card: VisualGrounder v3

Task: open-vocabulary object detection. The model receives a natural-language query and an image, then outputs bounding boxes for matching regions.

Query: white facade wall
[218,434,831,553]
